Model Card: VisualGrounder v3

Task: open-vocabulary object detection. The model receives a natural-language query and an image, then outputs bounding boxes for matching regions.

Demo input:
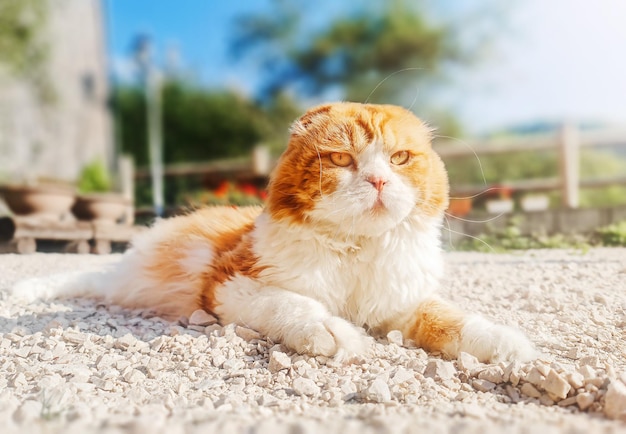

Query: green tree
[231,1,466,105]
[113,80,298,166]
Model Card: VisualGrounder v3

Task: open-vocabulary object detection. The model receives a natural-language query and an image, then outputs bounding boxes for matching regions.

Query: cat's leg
[403,297,536,363]
[214,277,371,362]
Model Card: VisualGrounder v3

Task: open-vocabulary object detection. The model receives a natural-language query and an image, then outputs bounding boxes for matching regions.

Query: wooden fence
[132,125,626,213]
[434,125,626,209]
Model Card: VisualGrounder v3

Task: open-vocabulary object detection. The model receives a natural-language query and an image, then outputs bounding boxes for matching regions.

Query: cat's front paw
[289,317,371,362]
[459,316,537,363]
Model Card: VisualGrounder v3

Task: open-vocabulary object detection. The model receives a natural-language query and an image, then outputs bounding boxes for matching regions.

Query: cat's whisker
[406,82,420,112]
[444,211,505,224]
[433,134,487,187]
[441,225,495,253]
[443,215,456,251]
[363,67,426,104]
[449,187,507,200]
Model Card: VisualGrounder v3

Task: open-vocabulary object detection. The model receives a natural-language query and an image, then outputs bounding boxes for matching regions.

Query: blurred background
[0,0,625,250]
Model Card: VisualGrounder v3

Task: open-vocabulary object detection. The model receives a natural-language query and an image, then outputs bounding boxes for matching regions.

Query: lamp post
[133,35,164,217]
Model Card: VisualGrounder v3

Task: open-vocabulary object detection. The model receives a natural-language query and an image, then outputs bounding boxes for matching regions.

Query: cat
[12,102,536,363]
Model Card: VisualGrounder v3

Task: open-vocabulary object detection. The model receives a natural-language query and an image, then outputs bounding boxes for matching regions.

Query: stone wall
[0,0,112,184]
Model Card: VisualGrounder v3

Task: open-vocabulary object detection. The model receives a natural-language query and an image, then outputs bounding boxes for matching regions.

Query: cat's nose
[366,176,388,193]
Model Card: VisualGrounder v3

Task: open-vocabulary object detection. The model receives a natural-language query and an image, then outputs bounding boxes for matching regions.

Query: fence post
[559,123,580,209]
[119,155,135,225]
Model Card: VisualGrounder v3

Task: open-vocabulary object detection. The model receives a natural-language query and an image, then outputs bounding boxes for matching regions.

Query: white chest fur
[251,213,444,328]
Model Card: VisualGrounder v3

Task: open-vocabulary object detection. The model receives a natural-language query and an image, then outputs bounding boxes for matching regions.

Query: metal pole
[146,67,164,217]
[559,123,580,209]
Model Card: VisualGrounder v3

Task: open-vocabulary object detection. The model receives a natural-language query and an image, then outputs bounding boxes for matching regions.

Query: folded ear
[289,104,333,136]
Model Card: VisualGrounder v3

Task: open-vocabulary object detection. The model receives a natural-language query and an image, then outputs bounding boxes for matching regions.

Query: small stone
[506,385,520,402]
[539,394,555,406]
[478,366,504,384]
[123,369,147,384]
[392,367,415,385]
[536,363,551,377]
[15,346,31,358]
[177,316,189,327]
[292,377,320,396]
[579,355,599,368]
[541,370,571,400]
[565,347,581,360]
[115,333,137,350]
[566,372,585,389]
[268,351,292,373]
[578,365,596,381]
[472,379,496,392]
[576,392,595,410]
[503,361,521,383]
[509,372,521,386]
[386,330,404,346]
[457,352,480,372]
[424,359,456,381]
[525,367,545,386]
[365,378,392,403]
[235,326,261,341]
[557,396,578,407]
[223,358,244,371]
[605,379,626,420]
[189,310,217,326]
[521,383,542,398]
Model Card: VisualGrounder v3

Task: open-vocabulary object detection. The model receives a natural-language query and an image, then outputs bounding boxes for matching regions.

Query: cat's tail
[9,269,112,304]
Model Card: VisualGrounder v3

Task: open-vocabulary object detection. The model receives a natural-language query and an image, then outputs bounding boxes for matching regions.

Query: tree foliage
[113,80,300,168]
[231,0,463,104]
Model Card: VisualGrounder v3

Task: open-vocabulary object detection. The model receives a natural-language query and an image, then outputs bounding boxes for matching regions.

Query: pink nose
[367,176,387,193]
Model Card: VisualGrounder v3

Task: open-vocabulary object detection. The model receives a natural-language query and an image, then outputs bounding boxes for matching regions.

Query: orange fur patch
[199,225,265,314]
[141,206,262,317]
[407,299,464,355]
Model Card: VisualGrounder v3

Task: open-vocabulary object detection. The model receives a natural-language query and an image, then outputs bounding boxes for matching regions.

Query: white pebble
[386,330,404,346]
[366,378,392,403]
[292,377,320,397]
[424,359,456,381]
[605,379,626,420]
[268,351,292,373]
[541,370,571,400]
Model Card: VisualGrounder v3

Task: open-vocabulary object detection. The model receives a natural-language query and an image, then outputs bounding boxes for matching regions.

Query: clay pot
[0,184,76,219]
[72,193,130,224]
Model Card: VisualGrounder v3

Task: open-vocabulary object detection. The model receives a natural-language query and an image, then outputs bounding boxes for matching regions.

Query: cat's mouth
[370,197,388,214]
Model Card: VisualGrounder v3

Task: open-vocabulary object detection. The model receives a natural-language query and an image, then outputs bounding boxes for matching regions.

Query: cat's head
[267,102,449,237]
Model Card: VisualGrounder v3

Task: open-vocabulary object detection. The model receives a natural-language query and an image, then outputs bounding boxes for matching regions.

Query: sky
[105,0,626,135]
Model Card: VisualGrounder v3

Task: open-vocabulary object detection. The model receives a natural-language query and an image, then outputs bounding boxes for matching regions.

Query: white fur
[452,315,538,363]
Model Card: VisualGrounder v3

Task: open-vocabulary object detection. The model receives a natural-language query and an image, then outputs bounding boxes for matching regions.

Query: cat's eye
[390,150,410,165]
[329,152,354,167]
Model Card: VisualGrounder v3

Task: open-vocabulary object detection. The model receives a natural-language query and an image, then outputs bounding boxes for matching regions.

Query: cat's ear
[289,104,333,136]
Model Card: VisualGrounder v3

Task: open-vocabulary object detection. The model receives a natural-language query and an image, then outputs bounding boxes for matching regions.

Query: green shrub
[77,160,111,193]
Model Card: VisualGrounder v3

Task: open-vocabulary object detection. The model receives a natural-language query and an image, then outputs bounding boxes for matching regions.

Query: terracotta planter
[447,198,472,217]
[72,193,130,224]
[0,184,76,220]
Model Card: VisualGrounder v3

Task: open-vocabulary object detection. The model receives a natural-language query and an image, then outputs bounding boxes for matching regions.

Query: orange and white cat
[13,102,536,363]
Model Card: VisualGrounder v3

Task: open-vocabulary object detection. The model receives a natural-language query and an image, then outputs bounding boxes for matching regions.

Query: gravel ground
[1,248,626,434]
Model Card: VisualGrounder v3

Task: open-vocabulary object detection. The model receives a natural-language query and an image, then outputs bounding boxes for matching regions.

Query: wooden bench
[0,216,145,254]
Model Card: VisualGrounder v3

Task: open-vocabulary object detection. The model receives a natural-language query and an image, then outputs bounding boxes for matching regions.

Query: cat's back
[130,205,263,263]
